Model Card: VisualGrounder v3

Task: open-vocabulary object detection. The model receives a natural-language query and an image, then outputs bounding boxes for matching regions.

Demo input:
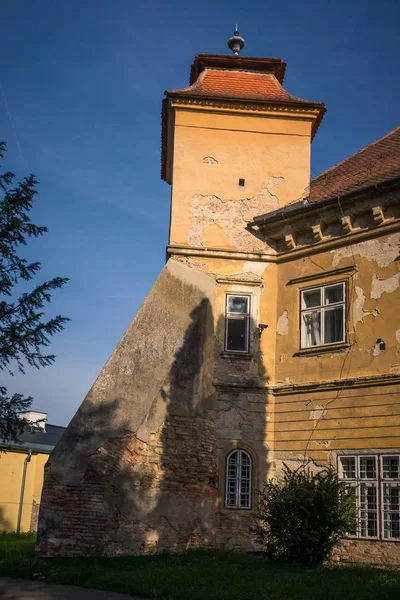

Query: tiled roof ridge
[312,125,400,183]
[167,68,324,108]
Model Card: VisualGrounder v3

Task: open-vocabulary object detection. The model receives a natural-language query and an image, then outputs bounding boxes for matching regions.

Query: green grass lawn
[0,533,399,600]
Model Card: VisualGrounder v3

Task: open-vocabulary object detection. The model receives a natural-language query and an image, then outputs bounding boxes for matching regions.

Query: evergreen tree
[0,142,69,442]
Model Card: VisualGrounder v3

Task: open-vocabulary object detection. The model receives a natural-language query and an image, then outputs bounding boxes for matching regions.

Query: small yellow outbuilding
[0,412,65,532]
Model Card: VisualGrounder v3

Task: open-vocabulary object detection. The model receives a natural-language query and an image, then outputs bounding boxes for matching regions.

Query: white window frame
[225,449,252,510]
[300,281,346,349]
[338,454,400,541]
[225,295,250,354]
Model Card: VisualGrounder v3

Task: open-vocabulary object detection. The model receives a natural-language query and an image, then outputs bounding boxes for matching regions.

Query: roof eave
[249,175,400,228]
[189,54,287,84]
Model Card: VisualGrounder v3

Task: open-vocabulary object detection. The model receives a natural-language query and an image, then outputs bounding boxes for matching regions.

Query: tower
[36,33,328,557]
[162,36,325,255]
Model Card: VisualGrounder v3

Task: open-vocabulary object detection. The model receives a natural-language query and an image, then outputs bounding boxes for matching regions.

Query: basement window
[300,282,345,349]
[338,454,400,540]
[225,295,250,353]
[225,449,252,509]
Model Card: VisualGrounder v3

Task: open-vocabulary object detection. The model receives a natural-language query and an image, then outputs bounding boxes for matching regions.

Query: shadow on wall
[0,506,14,533]
[213,310,270,550]
[37,288,270,556]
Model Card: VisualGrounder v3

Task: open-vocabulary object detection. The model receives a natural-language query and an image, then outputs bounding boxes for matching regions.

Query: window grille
[225,449,252,509]
[339,454,400,540]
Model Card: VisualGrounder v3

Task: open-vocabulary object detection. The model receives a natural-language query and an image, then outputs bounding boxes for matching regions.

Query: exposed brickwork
[29,500,39,532]
[37,409,219,557]
[333,539,400,566]
[215,512,256,550]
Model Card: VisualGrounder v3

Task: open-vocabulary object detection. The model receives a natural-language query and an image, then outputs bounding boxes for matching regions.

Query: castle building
[37,32,400,564]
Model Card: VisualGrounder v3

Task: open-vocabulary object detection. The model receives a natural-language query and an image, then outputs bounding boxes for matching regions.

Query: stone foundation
[333,539,400,566]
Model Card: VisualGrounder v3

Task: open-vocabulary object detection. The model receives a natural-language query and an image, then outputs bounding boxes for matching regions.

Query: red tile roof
[170,68,316,105]
[310,126,400,203]
[162,55,326,181]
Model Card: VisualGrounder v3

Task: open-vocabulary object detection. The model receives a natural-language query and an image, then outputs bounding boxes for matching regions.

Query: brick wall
[37,408,222,557]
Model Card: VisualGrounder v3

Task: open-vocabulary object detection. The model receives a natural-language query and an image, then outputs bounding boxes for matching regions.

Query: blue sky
[1,0,399,426]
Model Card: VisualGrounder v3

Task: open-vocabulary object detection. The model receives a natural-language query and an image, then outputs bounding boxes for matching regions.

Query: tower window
[225,449,252,509]
[225,295,250,353]
[238,178,245,186]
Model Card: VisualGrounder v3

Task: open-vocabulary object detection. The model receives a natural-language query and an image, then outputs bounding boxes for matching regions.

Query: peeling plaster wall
[331,233,400,268]
[353,286,379,325]
[169,107,313,249]
[271,226,400,504]
[188,182,280,251]
[370,272,400,299]
[277,311,289,335]
[275,232,400,386]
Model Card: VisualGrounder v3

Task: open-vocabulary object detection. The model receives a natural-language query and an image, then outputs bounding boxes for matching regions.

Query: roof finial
[228,27,245,56]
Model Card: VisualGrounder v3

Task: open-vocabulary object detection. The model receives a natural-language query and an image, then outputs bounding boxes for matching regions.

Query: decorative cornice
[216,276,263,286]
[271,373,400,396]
[212,373,400,396]
[167,217,399,264]
[276,219,400,263]
[167,244,276,263]
[171,97,320,118]
[286,265,357,286]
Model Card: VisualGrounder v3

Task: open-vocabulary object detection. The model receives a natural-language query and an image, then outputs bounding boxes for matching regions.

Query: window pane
[228,296,249,314]
[382,456,400,479]
[226,452,238,507]
[344,483,358,536]
[302,289,321,309]
[324,306,344,344]
[360,457,376,479]
[301,310,321,347]
[226,317,248,352]
[383,483,400,539]
[239,452,251,509]
[360,483,378,537]
[325,284,344,305]
[340,457,356,479]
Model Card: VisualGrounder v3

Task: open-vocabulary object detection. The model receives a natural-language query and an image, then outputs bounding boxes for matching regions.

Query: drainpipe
[16,449,32,535]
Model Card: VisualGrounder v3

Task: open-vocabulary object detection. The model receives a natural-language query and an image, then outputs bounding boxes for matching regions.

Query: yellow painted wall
[0,449,48,532]
[169,104,315,250]
[274,233,400,384]
[166,83,399,473]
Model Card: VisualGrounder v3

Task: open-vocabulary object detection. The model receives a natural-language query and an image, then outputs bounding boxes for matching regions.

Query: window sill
[293,342,350,357]
[343,535,400,543]
[219,508,255,516]
[220,352,253,360]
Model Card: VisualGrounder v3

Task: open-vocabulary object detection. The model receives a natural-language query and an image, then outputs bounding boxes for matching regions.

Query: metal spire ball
[227,28,245,56]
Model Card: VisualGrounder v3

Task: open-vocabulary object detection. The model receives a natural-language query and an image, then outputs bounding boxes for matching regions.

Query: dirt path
[0,577,148,600]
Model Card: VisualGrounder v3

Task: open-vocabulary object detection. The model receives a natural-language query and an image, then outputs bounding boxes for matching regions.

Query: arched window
[225,449,252,509]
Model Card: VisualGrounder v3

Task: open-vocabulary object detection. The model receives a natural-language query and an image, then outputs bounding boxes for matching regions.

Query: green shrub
[252,462,357,566]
